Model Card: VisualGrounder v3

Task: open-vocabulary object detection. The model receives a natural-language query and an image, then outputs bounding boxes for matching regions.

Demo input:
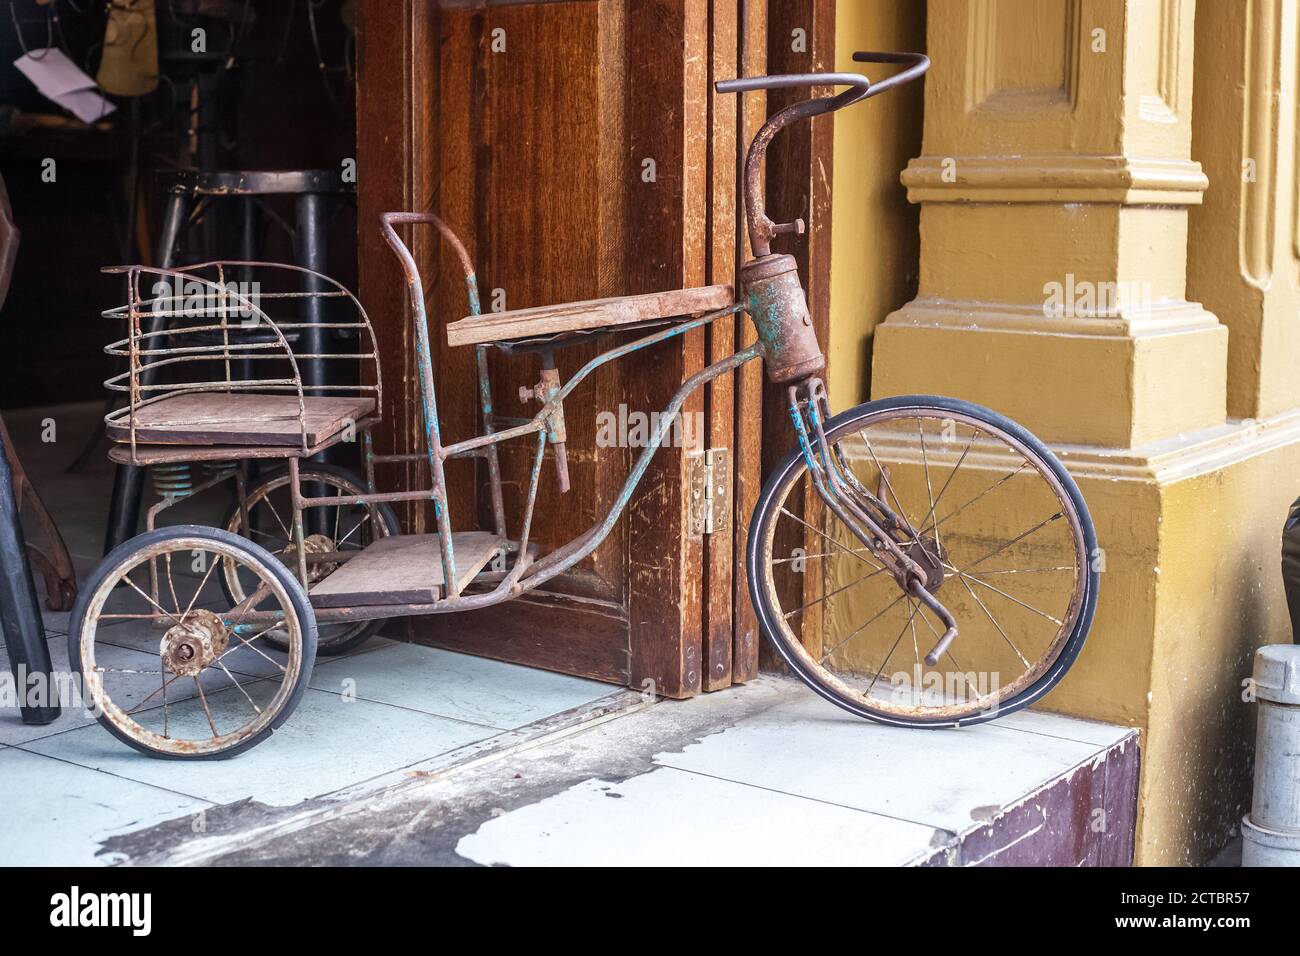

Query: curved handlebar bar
[716,70,870,97]
[715,50,929,257]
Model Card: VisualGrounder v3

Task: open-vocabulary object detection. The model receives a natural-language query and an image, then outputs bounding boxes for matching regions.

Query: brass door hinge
[688,447,729,536]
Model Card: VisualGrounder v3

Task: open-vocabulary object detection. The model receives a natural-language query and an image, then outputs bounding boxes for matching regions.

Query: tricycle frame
[116,50,944,642]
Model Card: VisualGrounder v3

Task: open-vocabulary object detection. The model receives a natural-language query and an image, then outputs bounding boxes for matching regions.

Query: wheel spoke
[779,507,884,573]
[959,566,1073,576]
[181,549,221,622]
[954,570,1031,668]
[260,495,293,541]
[916,430,979,536]
[99,613,177,619]
[866,598,921,693]
[921,462,1028,539]
[965,512,1065,572]
[120,574,181,624]
[215,660,263,716]
[193,677,220,738]
[817,588,909,662]
[127,672,185,715]
[334,512,372,550]
[164,552,181,618]
[918,423,938,551]
[858,430,920,542]
[784,564,891,621]
[213,624,288,673]
[770,548,873,565]
[949,565,1063,627]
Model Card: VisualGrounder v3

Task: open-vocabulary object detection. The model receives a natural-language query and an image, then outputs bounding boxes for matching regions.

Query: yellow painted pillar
[863,0,1300,864]
[874,0,1226,449]
[1187,0,1300,421]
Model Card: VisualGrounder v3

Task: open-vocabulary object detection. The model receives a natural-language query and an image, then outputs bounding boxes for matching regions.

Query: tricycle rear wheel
[221,462,400,656]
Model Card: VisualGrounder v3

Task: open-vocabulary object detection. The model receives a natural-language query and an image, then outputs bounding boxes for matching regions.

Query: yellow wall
[828,1,925,411]
[1048,428,1300,863]
[825,0,1300,864]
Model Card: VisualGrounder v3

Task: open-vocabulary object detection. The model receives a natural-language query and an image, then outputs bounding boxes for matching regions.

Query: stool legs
[103,191,189,554]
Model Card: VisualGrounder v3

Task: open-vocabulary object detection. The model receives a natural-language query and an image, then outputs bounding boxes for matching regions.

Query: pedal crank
[910,578,959,667]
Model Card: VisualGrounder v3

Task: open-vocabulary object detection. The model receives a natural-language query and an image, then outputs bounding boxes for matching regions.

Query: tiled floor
[1,630,619,865]
[0,402,621,865]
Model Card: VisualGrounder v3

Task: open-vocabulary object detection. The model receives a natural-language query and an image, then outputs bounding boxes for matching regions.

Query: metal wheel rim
[758,404,1088,722]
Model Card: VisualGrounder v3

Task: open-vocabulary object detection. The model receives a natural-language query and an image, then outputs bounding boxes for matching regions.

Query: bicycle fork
[787,379,959,666]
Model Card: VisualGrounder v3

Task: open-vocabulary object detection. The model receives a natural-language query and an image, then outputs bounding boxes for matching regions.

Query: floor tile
[455,767,938,866]
[0,747,209,866]
[993,708,1136,747]
[310,642,615,729]
[25,685,494,806]
[653,696,1101,833]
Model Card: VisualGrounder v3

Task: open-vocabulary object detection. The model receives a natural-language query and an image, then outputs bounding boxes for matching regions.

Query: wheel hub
[278,533,337,583]
[159,609,229,677]
[905,536,946,592]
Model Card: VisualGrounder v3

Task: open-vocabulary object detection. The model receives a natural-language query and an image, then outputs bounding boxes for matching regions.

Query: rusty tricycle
[71,52,1096,758]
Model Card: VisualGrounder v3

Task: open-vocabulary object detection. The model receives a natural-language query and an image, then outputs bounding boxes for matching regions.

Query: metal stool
[103,169,355,553]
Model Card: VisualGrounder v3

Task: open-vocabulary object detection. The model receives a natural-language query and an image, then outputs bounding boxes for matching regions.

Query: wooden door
[355,0,767,697]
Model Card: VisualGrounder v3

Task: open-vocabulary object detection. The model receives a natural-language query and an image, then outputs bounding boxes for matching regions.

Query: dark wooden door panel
[356,0,768,696]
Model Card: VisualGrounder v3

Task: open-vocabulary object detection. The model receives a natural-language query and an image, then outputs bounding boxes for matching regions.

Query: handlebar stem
[719,51,929,258]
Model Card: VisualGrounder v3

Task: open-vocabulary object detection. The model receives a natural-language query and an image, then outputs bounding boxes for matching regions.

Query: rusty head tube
[715,51,929,257]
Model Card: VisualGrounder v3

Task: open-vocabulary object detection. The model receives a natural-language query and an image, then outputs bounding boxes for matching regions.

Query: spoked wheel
[749,394,1097,728]
[70,526,317,759]
[221,463,399,655]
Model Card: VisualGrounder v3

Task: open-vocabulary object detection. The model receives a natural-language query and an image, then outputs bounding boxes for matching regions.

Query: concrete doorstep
[106,674,1137,867]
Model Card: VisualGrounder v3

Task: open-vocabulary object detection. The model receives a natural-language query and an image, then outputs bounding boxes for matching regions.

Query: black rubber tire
[747,394,1098,729]
[220,462,400,656]
[69,525,318,759]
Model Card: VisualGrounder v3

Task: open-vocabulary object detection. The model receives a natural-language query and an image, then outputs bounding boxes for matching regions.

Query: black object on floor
[1283,497,1300,643]
[0,425,60,725]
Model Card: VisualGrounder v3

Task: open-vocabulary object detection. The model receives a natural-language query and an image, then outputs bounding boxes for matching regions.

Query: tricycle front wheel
[70,525,318,759]
[748,395,1097,728]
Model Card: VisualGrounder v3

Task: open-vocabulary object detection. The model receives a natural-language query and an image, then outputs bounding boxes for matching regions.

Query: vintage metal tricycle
[72,53,1097,758]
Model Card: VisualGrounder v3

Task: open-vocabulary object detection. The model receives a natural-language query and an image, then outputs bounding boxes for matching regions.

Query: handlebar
[716,70,870,99]
[715,50,929,256]
[714,51,928,109]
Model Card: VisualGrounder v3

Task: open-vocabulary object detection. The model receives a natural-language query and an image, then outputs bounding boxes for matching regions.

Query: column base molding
[873,302,1228,448]
[902,155,1208,205]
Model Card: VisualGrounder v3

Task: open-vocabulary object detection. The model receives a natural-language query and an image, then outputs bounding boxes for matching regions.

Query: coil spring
[151,463,193,499]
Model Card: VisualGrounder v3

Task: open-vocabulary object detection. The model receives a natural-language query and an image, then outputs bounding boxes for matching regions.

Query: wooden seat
[309,531,505,606]
[446,284,734,347]
[105,393,376,447]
